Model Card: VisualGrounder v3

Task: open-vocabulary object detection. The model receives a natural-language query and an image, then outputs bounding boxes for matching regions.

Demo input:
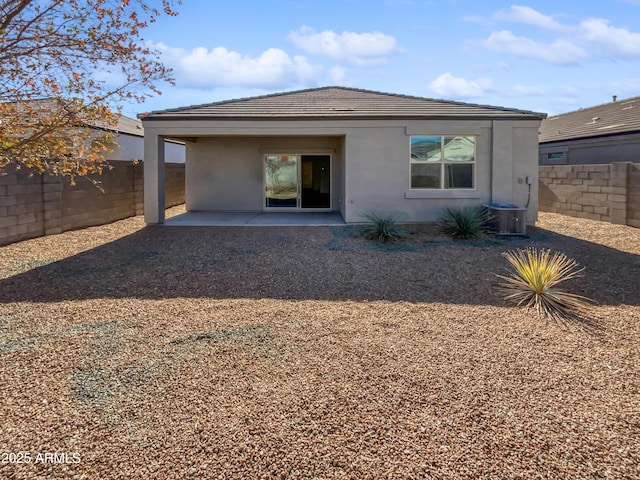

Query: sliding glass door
[301,155,330,208]
[264,154,331,210]
[265,155,299,208]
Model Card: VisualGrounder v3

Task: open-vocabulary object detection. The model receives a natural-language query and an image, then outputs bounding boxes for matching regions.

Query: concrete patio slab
[163,211,346,226]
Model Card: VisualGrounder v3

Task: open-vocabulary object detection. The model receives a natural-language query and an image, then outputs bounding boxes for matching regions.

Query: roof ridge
[140,86,363,116]
[329,86,546,116]
[546,95,640,119]
[539,95,640,143]
[139,85,546,118]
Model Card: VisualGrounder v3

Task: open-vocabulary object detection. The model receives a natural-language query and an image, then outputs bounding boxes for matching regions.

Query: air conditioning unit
[484,203,527,236]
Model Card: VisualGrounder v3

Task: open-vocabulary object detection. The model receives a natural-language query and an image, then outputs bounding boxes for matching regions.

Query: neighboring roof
[3,97,144,137]
[140,86,546,121]
[539,96,640,143]
[114,115,144,137]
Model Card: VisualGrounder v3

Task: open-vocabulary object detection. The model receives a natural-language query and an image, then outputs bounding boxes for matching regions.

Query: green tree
[0,0,180,183]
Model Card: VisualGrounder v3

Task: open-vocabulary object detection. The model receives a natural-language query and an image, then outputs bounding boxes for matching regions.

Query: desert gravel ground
[0,207,638,479]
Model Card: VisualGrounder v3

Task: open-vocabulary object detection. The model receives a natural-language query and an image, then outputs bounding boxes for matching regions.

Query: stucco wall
[341,120,539,223]
[107,134,185,164]
[338,136,346,219]
[106,133,144,161]
[513,124,541,218]
[144,117,541,224]
[164,140,186,164]
[186,136,343,211]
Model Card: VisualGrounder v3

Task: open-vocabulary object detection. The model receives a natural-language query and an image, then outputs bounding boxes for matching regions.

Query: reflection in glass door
[265,155,299,208]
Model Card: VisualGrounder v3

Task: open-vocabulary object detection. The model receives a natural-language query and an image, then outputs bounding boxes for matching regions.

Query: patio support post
[144,132,166,224]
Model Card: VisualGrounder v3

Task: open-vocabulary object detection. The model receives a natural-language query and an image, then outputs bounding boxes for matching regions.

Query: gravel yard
[0,207,638,479]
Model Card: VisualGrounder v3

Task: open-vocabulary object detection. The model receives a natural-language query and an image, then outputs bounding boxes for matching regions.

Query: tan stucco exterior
[142,116,541,224]
[186,135,343,212]
[107,133,185,164]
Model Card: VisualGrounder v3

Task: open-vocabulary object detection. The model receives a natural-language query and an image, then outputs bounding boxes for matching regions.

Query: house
[1,98,185,165]
[139,86,545,224]
[539,95,640,165]
[0,100,187,246]
[107,114,185,164]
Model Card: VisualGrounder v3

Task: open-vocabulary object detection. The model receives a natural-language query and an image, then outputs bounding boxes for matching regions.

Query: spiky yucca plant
[360,213,408,243]
[437,206,491,240]
[495,248,593,322]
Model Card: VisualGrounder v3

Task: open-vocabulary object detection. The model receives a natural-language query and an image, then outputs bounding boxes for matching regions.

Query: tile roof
[539,96,640,143]
[86,114,143,137]
[140,86,546,121]
[5,98,144,136]
[113,115,144,137]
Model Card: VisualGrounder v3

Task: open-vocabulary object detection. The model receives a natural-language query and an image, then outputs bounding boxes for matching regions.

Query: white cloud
[476,6,640,65]
[151,42,321,89]
[610,76,640,96]
[462,15,491,26]
[483,30,588,64]
[578,18,640,57]
[328,66,349,85]
[514,84,546,96]
[494,5,568,32]
[288,27,398,66]
[428,73,493,99]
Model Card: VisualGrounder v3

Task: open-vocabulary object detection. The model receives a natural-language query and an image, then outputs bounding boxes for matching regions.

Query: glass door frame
[263,153,332,212]
[264,153,300,210]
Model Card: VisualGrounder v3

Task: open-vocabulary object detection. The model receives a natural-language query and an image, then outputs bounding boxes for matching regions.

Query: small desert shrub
[494,248,593,322]
[360,213,408,243]
[437,206,491,240]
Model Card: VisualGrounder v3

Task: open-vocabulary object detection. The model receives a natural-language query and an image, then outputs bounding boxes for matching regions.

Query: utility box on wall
[485,203,528,235]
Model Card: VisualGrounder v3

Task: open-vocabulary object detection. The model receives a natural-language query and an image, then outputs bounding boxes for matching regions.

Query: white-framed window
[545,151,566,164]
[410,136,475,189]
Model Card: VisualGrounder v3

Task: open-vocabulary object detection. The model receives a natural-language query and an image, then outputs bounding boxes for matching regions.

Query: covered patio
[163,211,346,226]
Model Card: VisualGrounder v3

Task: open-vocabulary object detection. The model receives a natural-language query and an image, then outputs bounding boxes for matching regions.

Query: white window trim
[544,151,567,164]
[540,145,568,164]
[409,135,477,190]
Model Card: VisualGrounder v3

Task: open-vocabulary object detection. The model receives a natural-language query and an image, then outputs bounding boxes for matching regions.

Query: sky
[124,0,640,118]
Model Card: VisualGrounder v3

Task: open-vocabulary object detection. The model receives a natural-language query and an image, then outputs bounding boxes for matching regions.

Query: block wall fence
[0,161,184,246]
[539,162,640,228]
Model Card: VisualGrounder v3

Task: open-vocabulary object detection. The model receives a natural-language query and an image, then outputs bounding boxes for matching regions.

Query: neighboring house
[539,96,640,165]
[103,114,145,162]
[139,86,545,224]
[0,103,187,246]
[1,98,185,165]
[104,115,185,164]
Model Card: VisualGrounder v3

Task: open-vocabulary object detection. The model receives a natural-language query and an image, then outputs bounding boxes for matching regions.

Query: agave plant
[494,248,593,322]
[359,212,408,243]
[437,205,491,240]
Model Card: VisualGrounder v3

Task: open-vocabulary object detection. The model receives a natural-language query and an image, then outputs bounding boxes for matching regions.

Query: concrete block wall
[539,162,639,228]
[165,163,186,209]
[0,161,184,245]
[628,163,640,228]
[0,170,46,243]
